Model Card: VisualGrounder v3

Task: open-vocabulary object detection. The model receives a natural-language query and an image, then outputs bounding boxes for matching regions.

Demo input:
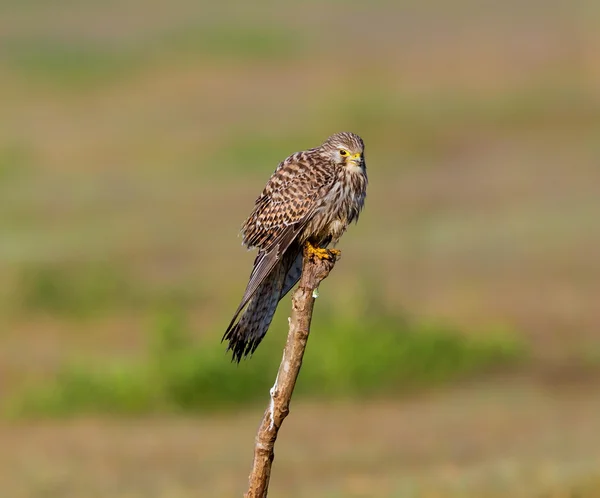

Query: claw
[305,241,341,261]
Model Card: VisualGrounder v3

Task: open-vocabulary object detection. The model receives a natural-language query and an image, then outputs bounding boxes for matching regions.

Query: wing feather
[224,154,335,337]
[242,155,334,249]
[279,251,303,300]
[225,228,302,332]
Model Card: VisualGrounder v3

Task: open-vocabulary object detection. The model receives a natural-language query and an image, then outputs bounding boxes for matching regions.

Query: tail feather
[279,252,302,302]
[224,251,300,362]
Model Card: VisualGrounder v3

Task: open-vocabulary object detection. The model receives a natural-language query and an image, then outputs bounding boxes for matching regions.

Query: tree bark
[244,246,337,498]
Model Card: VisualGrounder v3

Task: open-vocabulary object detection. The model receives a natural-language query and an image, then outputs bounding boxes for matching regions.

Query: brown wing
[225,153,334,330]
[242,153,333,248]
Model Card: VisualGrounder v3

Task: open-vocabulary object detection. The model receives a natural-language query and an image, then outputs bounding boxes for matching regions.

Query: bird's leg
[304,241,341,261]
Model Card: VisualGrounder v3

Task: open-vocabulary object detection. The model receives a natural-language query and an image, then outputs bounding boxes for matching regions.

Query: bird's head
[322,132,365,169]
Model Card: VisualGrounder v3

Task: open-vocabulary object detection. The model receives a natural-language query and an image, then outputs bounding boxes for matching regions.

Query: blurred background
[1,0,599,496]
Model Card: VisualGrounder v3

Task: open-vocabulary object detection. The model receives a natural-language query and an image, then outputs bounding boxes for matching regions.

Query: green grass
[2,39,147,88]
[14,262,136,317]
[0,143,33,182]
[163,25,306,60]
[10,262,202,318]
[204,83,600,177]
[1,23,305,90]
[209,130,320,174]
[6,308,527,418]
[326,85,600,160]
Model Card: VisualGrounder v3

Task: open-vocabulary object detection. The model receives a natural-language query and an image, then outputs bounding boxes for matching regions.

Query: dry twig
[244,246,338,498]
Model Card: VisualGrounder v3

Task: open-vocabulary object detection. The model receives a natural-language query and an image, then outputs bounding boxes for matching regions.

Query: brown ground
[2,378,600,497]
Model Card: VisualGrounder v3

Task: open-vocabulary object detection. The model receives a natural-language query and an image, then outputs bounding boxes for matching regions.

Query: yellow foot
[305,241,341,261]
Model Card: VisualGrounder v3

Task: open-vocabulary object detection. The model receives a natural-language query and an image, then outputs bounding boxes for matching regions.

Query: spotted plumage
[223,132,368,362]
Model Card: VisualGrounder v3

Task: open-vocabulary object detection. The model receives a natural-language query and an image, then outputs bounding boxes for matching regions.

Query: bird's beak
[348,152,363,165]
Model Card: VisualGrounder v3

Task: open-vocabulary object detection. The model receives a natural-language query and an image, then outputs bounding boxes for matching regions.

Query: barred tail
[223,249,303,362]
[223,262,286,362]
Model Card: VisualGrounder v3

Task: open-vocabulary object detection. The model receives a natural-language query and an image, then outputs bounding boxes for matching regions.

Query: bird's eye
[339,149,348,156]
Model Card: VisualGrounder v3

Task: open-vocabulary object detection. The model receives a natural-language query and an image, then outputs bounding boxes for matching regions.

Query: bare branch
[244,246,337,498]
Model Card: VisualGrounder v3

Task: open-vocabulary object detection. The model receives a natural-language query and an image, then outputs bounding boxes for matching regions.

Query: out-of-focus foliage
[0,0,599,495]
[7,308,525,417]
[12,262,201,317]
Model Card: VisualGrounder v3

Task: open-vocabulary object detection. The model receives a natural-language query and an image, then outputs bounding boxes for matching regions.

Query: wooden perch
[244,246,338,498]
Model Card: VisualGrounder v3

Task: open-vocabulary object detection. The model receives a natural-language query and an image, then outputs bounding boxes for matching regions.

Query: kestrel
[223,132,368,362]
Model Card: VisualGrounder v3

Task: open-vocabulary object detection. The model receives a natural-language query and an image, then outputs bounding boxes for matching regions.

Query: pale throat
[345,162,365,175]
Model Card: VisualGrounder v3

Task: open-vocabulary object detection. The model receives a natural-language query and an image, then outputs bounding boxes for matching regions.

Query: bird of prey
[223,132,368,362]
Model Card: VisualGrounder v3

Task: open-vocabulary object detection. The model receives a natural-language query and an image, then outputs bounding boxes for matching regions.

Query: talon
[305,241,341,261]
